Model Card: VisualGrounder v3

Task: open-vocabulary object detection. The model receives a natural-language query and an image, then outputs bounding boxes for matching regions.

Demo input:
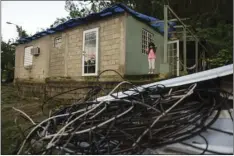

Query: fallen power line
[12,66,233,155]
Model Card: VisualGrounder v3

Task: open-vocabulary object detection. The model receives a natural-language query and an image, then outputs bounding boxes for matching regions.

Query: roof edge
[14,3,175,45]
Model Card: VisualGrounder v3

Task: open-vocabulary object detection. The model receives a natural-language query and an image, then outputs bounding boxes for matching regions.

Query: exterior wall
[125,15,169,75]
[14,14,126,82]
[49,14,126,80]
[49,32,65,77]
[14,36,51,82]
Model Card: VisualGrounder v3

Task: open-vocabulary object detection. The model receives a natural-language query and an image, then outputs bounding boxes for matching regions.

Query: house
[14,3,177,83]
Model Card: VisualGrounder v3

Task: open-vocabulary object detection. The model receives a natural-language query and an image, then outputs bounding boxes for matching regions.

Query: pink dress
[148,49,156,59]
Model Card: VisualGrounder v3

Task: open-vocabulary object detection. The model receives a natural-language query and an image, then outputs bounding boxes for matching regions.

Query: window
[142,29,154,54]
[82,28,99,76]
[24,46,33,68]
[54,36,62,48]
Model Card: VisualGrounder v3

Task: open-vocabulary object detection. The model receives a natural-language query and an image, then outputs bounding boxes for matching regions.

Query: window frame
[23,46,34,69]
[82,27,99,76]
[54,36,62,48]
[142,29,154,54]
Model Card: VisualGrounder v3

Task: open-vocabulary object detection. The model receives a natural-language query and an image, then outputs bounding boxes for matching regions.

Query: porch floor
[124,74,160,82]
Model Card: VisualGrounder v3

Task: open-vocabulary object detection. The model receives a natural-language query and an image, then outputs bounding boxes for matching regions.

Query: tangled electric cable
[12,70,233,155]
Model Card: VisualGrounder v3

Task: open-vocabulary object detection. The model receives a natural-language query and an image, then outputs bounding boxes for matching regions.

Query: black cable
[181,142,233,155]
[199,134,208,154]
[208,127,233,135]
[41,86,101,115]
[13,73,231,155]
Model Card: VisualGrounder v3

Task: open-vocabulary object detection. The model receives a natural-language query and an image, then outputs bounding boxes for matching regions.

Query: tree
[50,0,113,28]
[196,22,233,67]
[2,24,29,82]
[51,0,232,67]
[50,17,69,28]
[1,40,15,82]
[50,1,94,28]
[184,1,233,67]
[16,25,29,38]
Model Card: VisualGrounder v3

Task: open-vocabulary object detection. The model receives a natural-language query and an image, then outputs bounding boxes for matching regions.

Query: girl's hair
[148,42,157,53]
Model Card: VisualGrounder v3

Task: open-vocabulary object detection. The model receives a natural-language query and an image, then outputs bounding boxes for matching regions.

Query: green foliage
[50,0,166,27]
[194,12,233,67]
[50,17,69,28]
[1,40,15,82]
[50,0,111,28]
[2,23,28,82]
[207,49,233,67]
[16,25,29,38]
[31,0,233,69]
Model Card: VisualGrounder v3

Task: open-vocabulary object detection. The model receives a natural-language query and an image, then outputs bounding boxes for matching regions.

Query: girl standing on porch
[146,42,157,74]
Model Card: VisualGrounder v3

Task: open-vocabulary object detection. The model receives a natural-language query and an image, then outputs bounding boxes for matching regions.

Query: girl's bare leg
[148,59,151,74]
[151,59,155,74]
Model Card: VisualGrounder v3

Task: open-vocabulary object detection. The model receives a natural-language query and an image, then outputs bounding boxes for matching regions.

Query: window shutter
[24,46,33,68]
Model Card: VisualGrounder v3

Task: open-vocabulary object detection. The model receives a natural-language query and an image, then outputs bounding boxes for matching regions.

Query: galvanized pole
[183,28,187,72]
[176,41,180,76]
[195,39,198,72]
[164,5,168,63]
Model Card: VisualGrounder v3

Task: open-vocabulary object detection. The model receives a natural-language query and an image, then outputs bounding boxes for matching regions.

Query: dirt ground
[1,84,44,154]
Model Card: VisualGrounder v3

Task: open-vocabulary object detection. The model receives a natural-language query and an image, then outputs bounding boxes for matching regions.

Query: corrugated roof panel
[114,6,125,12]
[46,30,56,34]
[97,64,233,102]
[100,12,112,16]
[15,3,176,45]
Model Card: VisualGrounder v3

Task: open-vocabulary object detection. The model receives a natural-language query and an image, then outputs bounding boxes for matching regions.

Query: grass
[1,76,171,154]
[1,84,44,155]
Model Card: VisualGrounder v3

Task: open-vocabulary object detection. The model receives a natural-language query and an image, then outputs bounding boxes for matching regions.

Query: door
[168,40,180,76]
[82,28,99,76]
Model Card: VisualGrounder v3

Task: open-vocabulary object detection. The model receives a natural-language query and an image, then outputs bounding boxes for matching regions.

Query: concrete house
[14,4,176,83]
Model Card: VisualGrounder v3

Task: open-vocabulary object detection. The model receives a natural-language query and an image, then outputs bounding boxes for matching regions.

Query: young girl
[146,42,157,74]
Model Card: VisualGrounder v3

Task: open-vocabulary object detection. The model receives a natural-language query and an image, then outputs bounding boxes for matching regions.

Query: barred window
[54,36,62,48]
[142,29,153,54]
